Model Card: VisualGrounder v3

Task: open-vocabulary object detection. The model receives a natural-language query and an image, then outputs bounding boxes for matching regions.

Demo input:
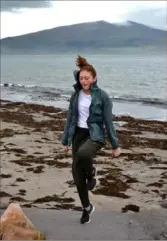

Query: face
[79,70,96,91]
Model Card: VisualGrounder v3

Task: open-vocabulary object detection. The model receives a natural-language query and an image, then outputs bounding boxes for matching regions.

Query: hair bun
[76,55,90,69]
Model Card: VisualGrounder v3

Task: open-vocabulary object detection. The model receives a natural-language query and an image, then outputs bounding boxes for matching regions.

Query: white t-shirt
[77,89,92,128]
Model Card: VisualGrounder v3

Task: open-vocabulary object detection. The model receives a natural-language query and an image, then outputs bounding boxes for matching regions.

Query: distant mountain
[1,20,166,54]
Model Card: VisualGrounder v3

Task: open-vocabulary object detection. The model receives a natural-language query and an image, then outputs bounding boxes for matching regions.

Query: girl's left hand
[112,147,121,157]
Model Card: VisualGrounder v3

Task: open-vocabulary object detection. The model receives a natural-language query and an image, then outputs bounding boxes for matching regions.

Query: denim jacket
[62,70,119,149]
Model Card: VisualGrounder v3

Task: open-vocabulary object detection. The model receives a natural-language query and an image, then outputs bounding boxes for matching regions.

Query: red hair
[76,55,96,78]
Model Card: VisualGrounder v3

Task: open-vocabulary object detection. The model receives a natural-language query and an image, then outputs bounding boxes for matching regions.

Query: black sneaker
[80,204,95,224]
[87,167,97,191]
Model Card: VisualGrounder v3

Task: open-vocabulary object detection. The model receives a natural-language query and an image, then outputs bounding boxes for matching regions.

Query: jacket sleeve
[61,93,74,146]
[102,92,119,149]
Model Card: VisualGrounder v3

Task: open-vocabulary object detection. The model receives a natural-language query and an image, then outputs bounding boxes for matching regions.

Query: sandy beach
[0,99,167,213]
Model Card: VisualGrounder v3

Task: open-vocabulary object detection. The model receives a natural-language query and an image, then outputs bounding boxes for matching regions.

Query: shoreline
[0,99,167,213]
[1,96,167,122]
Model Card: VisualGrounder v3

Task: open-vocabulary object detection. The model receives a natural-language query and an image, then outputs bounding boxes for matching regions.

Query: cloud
[1,0,52,12]
[1,1,166,39]
[125,7,167,30]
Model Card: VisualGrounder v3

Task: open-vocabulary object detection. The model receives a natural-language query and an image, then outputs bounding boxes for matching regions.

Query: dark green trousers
[72,126,103,208]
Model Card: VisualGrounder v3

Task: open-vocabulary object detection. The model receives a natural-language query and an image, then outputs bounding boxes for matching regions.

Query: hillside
[1,20,166,54]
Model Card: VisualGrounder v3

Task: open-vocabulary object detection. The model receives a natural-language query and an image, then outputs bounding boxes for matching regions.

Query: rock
[0,203,45,240]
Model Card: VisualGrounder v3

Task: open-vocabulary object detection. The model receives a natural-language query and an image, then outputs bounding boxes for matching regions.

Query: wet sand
[0,99,167,212]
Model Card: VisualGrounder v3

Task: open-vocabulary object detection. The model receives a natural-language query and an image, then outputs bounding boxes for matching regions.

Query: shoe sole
[89,205,95,215]
[93,166,97,177]
[84,219,91,224]
[87,179,96,191]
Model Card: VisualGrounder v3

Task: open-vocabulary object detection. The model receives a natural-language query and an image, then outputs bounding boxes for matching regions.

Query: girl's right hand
[112,147,121,157]
[64,146,69,152]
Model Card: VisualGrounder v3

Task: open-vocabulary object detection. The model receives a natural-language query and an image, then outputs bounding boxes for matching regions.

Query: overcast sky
[1,1,166,39]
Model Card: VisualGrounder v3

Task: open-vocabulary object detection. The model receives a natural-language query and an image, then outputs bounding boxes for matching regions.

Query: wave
[0,83,36,88]
[1,82,167,108]
[112,96,167,108]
